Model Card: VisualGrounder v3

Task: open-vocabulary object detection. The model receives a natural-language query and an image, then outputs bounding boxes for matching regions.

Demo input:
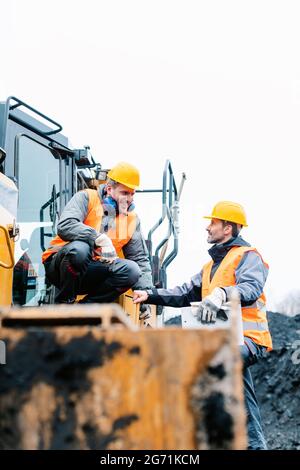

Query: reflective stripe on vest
[201,246,273,350]
[42,189,137,262]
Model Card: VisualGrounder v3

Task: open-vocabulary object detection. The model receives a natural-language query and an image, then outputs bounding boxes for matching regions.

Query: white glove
[94,233,117,263]
[196,287,226,323]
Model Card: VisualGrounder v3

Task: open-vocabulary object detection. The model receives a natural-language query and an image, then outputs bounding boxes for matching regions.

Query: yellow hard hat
[204,201,248,227]
[107,162,140,190]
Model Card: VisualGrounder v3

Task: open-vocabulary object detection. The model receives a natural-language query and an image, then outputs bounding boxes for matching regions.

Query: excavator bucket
[0,304,246,450]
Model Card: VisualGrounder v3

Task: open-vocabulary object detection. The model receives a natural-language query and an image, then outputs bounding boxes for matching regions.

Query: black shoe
[56,298,76,304]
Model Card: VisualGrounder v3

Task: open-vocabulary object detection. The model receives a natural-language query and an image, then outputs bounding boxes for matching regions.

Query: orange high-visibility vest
[42,189,137,263]
[202,246,273,350]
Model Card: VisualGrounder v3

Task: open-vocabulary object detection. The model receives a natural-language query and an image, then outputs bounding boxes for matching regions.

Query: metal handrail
[147,160,177,253]
[7,96,63,136]
[154,205,174,257]
[40,186,60,252]
[146,160,186,288]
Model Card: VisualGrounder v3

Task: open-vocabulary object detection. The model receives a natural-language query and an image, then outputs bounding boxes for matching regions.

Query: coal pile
[252,311,300,450]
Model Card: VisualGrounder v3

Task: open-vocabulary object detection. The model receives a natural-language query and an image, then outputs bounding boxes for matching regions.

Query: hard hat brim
[203,215,248,227]
[119,181,139,190]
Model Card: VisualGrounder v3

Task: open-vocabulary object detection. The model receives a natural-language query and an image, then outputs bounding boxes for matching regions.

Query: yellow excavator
[0,97,246,450]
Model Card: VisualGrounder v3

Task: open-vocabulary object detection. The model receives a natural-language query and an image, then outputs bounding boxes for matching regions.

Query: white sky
[1,0,300,310]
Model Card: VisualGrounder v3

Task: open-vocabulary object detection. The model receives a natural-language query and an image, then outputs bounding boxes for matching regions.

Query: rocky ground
[251,311,300,450]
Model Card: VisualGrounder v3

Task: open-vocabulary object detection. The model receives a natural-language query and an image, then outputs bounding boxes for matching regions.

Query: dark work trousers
[240,338,268,450]
[44,240,141,303]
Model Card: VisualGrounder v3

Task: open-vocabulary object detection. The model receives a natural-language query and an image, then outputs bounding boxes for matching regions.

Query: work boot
[56,298,76,304]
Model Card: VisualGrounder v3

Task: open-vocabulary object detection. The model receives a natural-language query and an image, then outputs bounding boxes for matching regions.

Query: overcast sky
[1,0,300,311]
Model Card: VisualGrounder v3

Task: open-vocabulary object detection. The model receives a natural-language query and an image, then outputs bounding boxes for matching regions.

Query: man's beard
[207,234,223,244]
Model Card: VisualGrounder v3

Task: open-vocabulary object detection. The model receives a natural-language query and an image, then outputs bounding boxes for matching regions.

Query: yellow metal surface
[0,225,14,306]
[75,290,156,328]
[119,289,157,328]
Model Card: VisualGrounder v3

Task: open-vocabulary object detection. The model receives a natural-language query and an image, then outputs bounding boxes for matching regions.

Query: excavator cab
[0,97,88,308]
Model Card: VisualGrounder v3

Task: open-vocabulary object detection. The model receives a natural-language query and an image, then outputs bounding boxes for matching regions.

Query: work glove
[94,233,118,263]
[196,287,227,324]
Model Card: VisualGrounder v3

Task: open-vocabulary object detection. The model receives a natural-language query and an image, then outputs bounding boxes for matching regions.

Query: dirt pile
[252,311,300,450]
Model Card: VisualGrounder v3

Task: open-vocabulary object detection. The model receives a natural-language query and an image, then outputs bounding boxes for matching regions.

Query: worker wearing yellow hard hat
[133,200,272,449]
[42,161,153,313]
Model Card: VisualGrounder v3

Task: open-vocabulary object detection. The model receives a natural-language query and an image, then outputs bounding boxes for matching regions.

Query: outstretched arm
[133,272,202,308]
